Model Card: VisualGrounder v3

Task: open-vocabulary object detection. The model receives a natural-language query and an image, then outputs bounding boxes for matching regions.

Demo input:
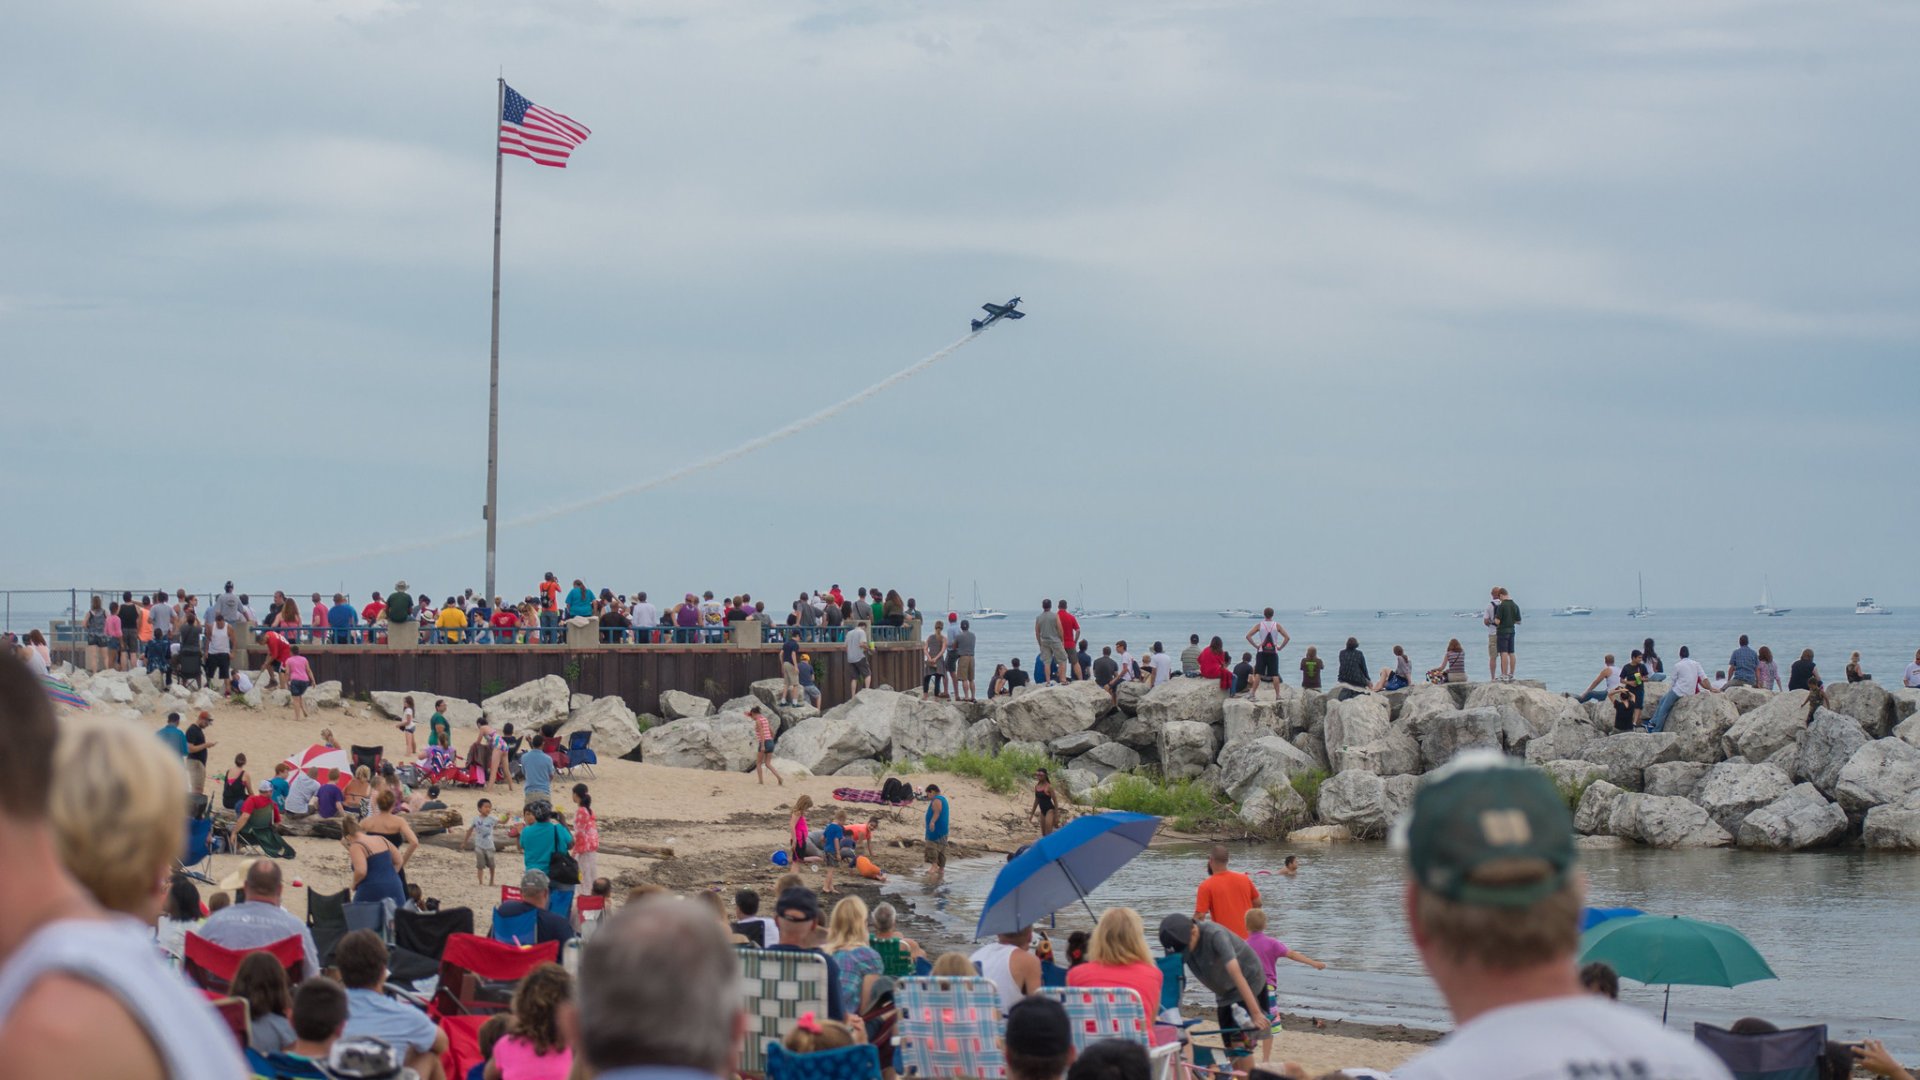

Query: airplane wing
[981,303,1006,315]
[1005,311,1025,319]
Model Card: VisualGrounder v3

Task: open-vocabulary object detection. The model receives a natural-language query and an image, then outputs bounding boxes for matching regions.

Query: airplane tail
[970,319,985,331]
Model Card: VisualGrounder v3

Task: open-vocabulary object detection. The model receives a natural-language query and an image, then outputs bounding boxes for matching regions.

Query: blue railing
[249,621,919,647]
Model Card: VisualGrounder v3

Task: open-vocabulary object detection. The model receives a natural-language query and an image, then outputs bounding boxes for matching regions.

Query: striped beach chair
[1042,986,1181,1080]
[737,947,833,1077]
[897,975,1007,1078]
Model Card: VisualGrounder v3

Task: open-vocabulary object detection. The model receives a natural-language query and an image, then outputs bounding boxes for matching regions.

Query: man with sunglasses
[770,887,846,1020]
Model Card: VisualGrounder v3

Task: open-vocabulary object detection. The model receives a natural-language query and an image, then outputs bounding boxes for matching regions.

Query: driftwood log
[276,808,465,840]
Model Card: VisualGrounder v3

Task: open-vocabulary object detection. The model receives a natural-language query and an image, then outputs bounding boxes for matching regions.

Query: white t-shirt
[1905,661,1920,688]
[1150,651,1173,686]
[1670,657,1706,697]
[631,602,658,627]
[1392,995,1733,1080]
[846,626,869,662]
[1113,651,1135,681]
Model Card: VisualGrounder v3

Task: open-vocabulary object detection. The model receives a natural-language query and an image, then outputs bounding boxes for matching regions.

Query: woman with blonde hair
[823,896,885,1018]
[49,715,187,921]
[929,952,975,977]
[487,962,573,1080]
[1066,907,1163,1022]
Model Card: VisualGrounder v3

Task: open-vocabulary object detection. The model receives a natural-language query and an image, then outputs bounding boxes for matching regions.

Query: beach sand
[185,696,1437,1074]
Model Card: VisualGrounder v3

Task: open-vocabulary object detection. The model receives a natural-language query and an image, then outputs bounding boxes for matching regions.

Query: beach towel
[833,786,915,806]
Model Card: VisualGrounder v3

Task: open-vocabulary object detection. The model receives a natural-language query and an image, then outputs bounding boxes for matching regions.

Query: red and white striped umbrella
[285,744,351,782]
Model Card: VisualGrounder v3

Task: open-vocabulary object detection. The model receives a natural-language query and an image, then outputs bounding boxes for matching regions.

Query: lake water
[948,607,1919,695]
[896,842,1920,1057]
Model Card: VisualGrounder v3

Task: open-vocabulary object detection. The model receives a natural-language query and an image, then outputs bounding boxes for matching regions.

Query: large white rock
[1721,686,1774,714]
[772,689,901,774]
[483,675,571,731]
[1217,736,1319,802]
[1137,679,1228,729]
[1574,779,1626,836]
[1824,680,1897,738]
[1642,761,1710,798]
[308,681,344,709]
[1414,706,1529,771]
[659,689,716,721]
[1323,694,1391,757]
[1290,731,1330,772]
[1070,742,1142,781]
[85,674,135,706]
[1238,785,1311,833]
[963,718,1005,755]
[1737,783,1850,850]
[1526,716,1599,765]
[1462,682,1585,734]
[1578,732,1682,791]
[1157,720,1217,781]
[1862,792,1920,850]
[1833,738,1920,812]
[1664,694,1740,763]
[372,692,483,728]
[1114,680,1149,717]
[1721,692,1809,763]
[1335,730,1423,777]
[1609,793,1733,848]
[1894,688,1920,726]
[128,671,158,696]
[1316,771,1393,838]
[639,712,758,771]
[890,697,973,761]
[1394,685,1460,729]
[1798,710,1871,797]
[1221,698,1286,745]
[995,680,1114,743]
[557,695,645,760]
[1898,714,1920,751]
[1540,759,1609,793]
[1690,762,1794,833]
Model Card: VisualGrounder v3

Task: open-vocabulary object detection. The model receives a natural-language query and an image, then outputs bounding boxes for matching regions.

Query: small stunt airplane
[970,296,1025,331]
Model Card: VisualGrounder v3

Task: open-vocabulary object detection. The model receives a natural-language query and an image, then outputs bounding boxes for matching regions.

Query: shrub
[1091,774,1229,832]
[922,747,1060,796]
[1289,768,1330,817]
[1553,773,1599,813]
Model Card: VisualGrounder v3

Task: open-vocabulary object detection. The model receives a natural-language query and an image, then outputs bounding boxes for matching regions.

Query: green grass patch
[1289,768,1330,817]
[1090,774,1230,832]
[921,747,1061,796]
[1553,773,1600,813]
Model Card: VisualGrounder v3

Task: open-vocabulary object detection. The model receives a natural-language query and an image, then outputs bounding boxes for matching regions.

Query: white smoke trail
[259,329,985,575]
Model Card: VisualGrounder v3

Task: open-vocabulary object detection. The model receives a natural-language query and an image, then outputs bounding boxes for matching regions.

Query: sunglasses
[778,912,816,924]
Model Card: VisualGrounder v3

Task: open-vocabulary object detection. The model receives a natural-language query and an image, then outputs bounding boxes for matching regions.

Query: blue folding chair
[564,730,598,777]
[178,816,217,885]
[490,907,538,945]
[766,1040,883,1080]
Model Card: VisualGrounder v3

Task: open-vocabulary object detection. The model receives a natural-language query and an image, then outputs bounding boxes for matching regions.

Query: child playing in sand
[821,808,857,894]
[791,795,823,869]
[1245,908,1328,1063]
[462,797,498,886]
[396,695,418,757]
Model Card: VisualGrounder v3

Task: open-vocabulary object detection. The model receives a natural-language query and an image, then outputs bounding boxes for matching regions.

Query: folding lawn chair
[1695,1023,1828,1080]
[183,932,306,993]
[349,745,383,774]
[737,946,834,1078]
[178,814,218,886]
[1043,986,1182,1080]
[896,974,1008,1079]
[208,995,251,1049]
[395,907,474,963]
[307,887,350,965]
[767,1040,883,1080]
[562,730,597,776]
[429,933,558,1019]
[343,899,391,943]
[233,804,297,860]
[575,894,607,938]
[490,906,539,946]
[1156,952,1255,1080]
[247,1047,330,1079]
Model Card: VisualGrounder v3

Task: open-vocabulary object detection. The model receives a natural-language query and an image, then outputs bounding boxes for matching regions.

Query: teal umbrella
[1578,914,1777,1022]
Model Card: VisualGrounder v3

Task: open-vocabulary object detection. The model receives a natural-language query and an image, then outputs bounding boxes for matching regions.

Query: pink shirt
[1247,931,1289,987]
[285,655,314,683]
[311,602,328,626]
[491,1035,572,1080]
[1066,961,1163,1017]
[574,806,599,853]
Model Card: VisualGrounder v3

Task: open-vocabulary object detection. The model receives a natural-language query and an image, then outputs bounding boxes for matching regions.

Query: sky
[5,0,1917,613]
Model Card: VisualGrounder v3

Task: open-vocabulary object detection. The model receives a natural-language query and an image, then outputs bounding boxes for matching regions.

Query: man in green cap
[1393,751,1731,1080]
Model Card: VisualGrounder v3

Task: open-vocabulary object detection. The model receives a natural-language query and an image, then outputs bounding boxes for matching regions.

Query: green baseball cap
[1404,753,1576,908]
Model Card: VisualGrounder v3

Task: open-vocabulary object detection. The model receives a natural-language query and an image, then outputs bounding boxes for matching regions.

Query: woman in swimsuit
[360,789,419,894]
[1031,768,1060,837]
[341,816,407,909]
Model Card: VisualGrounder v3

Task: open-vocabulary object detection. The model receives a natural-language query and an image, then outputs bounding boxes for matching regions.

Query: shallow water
[895,841,1920,1057]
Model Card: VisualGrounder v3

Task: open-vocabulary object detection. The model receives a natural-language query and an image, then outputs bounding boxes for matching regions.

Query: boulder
[963,718,1005,755]
[373,692,484,728]
[1825,680,1896,738]
[1462,681,1584,734]
[1323,694,1391,756]
[1833,738,1920,812]
[1690,762,1794,834]
[1217,736,1319,802]
[1316,771,1404,838]
[1070,742,1141,781]
[1722,692,1809,763]
[556,695,645,760]
[1574,779,1626,836]
[1290,731,1330,772]
[1062,768,1104,802]
[996,681,1114,743]
[1395,685,1460,729]
[835,759,885,777]
[308,681,344,709]
[1894,688,1920,726]
[1721,685,1773,714]
[1157,721,1217,781]
[1582,700,1615,735]
[773,691,899,774]
[1664,694,1740,763]
[1578,732,1682,791]
[1004,740,1048,759]
[1221,698,1286,745]
[1114,681,1149,716]
[1540,759,1608,792]
[1609,793,1733,848]
[1526,717,1599,766]
[1798,710,1871,797]
[1095,710,1159,752]
[1287,824,1353,843]
[1415,706,1529,771]
[1641,761,1710,798]
[267,689,291,708]
[659,689,716,721]
[1862,793,1920,850]
[749,679,789,710]
[1899,714,1920,751]
[1047,730,1107,759]
[638,712,757,771]
[1238,785,1311,833]
[1335,731,1423,777]
[1137,679,1228,729]
[1736,783,1850,850]
[1577,835,1634,849]
[128,672,157,696]
[889,698,972,761]
[168,683,190,701]
[483,675,571,730]
[86,675,135,706]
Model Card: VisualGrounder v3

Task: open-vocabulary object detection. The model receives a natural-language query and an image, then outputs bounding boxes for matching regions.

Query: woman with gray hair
[868,901,926,977]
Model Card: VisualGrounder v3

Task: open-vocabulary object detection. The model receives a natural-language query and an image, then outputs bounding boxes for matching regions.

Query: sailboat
[1753,577,1790,617]
[968,582,1007,621]
[1113,580,1149,619]
[1627,573,1655,619]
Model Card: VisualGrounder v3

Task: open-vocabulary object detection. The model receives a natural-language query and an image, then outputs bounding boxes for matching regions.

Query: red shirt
[492,610,519,630]
[1199,648,1232,687]
[239,793,280,824]
[1058,611,1081,648]
[264,632,292,664]
[360,601,384,623]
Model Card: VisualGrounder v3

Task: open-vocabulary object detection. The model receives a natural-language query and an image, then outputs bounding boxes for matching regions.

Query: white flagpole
[484,76,504,603]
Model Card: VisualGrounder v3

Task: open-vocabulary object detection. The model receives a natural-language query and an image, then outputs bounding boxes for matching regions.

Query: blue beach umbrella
[1580,906,1645,932]
[974,811,1160,939]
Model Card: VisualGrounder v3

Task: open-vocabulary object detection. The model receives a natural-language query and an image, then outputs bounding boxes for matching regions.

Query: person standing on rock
[1492,587,1521,682]
[1035,600,1068,686]
[953,620,978,702]
[1057,600,1083,681]
[846,622,872,698]
[921,621,947,700]
[1243,609,1291,701]
[781,632,804,706]
[1481,590,1500,682]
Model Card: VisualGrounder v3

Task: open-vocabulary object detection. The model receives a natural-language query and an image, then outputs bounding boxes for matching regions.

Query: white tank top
[970,941,1021,1008]
[0,917,248,1079]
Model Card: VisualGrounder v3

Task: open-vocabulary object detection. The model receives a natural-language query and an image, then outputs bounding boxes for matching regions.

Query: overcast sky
[6,0,1916,611]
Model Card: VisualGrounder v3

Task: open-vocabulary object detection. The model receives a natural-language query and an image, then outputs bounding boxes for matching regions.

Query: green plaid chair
[897,975,1006,1078]
[737,947,833,1077]
[870,936,916,978]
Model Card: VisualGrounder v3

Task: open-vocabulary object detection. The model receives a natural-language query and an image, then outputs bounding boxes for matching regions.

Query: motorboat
[1451,611,1478,618]
[1218,608,1256,619]
[968,582,1007,621]
[1553,605,1595,617]
[1856,597,1891,615]
[1305,606,1329,617]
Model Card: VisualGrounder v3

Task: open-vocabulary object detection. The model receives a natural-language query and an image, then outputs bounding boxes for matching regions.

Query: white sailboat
[1113,580,1149,619]
[1753,577,1790,617]
[1627,573,1655,619]
[968,582,1006,621]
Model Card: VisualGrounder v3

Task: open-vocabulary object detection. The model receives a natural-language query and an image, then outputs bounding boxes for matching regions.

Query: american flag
[499,85,590,168]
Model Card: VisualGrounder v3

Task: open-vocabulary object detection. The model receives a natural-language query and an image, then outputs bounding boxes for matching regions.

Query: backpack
[881,777,914,805]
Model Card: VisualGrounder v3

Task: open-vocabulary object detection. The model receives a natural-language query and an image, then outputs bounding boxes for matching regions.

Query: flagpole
[484,76,504,604]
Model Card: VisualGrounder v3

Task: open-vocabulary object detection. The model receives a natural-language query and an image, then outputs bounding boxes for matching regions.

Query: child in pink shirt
[1244,908,1328,1063]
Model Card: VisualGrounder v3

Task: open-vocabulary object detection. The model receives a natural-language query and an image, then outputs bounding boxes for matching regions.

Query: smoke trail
[260,329,985,574]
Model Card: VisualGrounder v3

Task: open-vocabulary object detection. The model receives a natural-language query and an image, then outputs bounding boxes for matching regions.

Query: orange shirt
[540,580,561,610]
[1194,870,1261,939]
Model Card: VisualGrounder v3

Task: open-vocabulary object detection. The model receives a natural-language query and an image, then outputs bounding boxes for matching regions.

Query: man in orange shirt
[1194,844,1262,939]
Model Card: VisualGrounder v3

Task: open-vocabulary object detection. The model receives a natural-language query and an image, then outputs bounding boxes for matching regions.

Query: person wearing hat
[1392,752,1732,1080]
[797,652,820,708]
[1005,994,1076,1080]
[770,887,846,1021]
[1157,911,1270,1063]
[384,582,412,625]
[491,869,575,946]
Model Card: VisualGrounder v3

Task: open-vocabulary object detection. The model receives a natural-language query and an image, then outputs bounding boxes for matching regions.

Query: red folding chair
[575,893,608,936]
[440,1013,488,1080]
[205,994,251,1049]
[429,932,560,1019]
[183,932,307,993]
[499,885,522,904]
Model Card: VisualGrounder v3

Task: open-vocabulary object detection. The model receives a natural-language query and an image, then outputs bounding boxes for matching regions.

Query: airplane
[970,296,1025,331]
